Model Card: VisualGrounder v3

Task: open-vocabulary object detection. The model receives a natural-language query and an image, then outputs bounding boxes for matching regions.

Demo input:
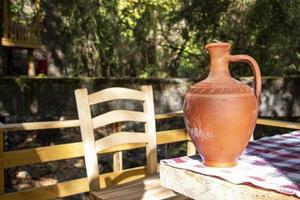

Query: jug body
[183,42,261,167]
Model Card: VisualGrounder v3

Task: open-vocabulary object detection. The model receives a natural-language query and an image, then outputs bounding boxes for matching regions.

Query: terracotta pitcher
[183,42,261,167]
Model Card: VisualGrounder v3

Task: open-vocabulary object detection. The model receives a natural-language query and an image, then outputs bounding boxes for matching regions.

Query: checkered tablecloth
[160,131,300,197]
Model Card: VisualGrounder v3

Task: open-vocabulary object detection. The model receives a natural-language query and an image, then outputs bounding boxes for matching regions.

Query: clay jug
[183,42,261,167]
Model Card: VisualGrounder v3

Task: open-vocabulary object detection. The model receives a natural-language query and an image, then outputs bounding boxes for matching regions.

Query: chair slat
[89,87,146,105]
[95,132,149,153]
[92,110,147,129]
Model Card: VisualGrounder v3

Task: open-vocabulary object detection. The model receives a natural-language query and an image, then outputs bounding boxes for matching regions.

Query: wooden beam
[0,119,80,132]
[155,111,183,120]
[155,111,300,130]
[156,129,187,144]
[3,129,188,168]
[257,118,300,129]
[2,113,299,133]
[3,142,84,168]
[1,38,42,49]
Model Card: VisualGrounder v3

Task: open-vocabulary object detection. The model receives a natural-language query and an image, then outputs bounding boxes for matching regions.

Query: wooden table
[160,163,299,200]
[160,131,300,200]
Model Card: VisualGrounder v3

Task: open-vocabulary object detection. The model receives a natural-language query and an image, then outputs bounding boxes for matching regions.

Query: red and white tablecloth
[160,131,300,198]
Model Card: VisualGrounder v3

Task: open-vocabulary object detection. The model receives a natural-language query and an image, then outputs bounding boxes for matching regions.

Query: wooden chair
[75,86,189,200]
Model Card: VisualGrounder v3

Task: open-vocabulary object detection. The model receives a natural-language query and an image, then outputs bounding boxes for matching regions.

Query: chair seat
[91,174,190,200]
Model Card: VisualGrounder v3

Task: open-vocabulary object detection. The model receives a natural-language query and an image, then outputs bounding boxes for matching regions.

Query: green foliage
[10,0,37,24]
[172,0,300,77]
[15,0,300,78]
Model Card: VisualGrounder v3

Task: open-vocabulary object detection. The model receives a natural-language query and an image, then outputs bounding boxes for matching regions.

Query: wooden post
[186,132,196,156]
[113,123,123,172]
[142,86,157,175]
[27,49,36,76]
[187,140,196,156]
[0,130,4,194]
[75,89,100,191]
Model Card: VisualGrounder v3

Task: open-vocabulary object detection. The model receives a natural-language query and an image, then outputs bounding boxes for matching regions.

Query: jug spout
[205,42,231,73]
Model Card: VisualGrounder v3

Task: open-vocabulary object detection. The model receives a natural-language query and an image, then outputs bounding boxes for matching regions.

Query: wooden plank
[95,132,149,153]
[88,87,146,105]
[3,142,83,168]
[142,85,158,175]
[75,88,100,191]
[0,119,80,132]
[1,112,298,133]
[3,129,188,168]
[160,164,297,200]
[92,110,147,129]
[257,118,300,129]
[0,110,183,133]
[3,142,142,168]
[155,111,300,130]
[1,38,42,49]
[157,129,188,144]
[155,111,183,120]
[0,130,4,194]
[0,177,88,200]
[0,166,147,200]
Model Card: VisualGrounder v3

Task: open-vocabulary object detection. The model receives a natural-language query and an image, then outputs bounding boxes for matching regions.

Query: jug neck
[205,43,231,78]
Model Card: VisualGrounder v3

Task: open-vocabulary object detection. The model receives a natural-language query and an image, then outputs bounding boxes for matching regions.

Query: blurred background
[0,0,299,78]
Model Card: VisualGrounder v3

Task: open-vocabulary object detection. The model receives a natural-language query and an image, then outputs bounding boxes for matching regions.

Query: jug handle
[228,55,262,103]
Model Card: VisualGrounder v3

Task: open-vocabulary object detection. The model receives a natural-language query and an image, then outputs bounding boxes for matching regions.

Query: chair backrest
[75,85,157,191]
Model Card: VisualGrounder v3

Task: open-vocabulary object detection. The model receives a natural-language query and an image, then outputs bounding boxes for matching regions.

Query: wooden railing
[0,111,299,200]
[7,22,40,43]
[2,0,41,49]
[1,22,41,49]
